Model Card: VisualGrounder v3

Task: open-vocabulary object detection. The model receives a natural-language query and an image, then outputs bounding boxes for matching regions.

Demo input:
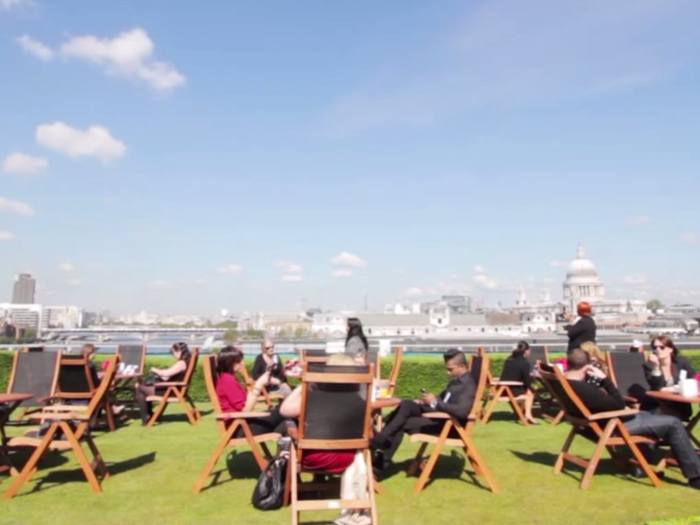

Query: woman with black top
[135,342,190,425]
[345,317,368,355]
[643,335,696,421]
[499,341,538,424]
[565,301,597,353]
[251,337,291,397]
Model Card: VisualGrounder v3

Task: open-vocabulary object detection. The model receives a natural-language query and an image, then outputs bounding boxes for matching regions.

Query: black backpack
[251,454,288,510]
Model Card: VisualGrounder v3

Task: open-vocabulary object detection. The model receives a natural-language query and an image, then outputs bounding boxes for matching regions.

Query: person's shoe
[370,434,390,450]
[631,466,665,480]
[689,476,700,490]
[113,405,126,415]
[526,417,540,425]
[373,449,385,471]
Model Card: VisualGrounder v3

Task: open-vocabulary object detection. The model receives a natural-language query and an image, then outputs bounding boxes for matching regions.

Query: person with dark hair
[135,342,192,425]
[565,301,597,353]
[251,337,291,396]
[370,349,476,473]
[643,335,697,421]
[345,317,368,355]
[216,346,285,435]
[564,348,700,488]
[499,341,537,424]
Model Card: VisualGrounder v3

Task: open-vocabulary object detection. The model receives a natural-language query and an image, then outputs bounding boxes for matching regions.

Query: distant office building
[12,274,36,304]
[0,303,42,331]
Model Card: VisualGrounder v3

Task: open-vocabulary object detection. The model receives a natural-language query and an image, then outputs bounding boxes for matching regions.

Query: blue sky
[1,0,699,315]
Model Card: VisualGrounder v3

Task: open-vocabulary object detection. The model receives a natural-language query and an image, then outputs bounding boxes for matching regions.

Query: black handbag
[143,373,159,386]
[251,454,288,510]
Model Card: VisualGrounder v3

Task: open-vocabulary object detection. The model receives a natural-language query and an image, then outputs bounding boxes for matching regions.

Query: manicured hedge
[2,350,699,403]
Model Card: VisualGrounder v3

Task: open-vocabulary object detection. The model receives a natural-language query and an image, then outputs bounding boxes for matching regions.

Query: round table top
[646,390,700,404]
[0,393,33,404]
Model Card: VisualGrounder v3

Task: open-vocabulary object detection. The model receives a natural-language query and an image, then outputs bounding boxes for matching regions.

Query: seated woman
[499,341,537,424]
[216,346,286,435]
[643,335,697,421]
[134,342,190,425]
[280,353,369,525]
[580,342,608,387]
[251,338,292,397]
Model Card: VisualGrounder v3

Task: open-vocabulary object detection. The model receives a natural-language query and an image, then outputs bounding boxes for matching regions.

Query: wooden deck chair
[193,355,281,494]
[301,349,329,364]
[239,364,284,409]
[3,357,120,499]
[526,347,563,424]
[6,350,61,423]
[386,347,403,398]
[56,354,118,431]
[607,351,648,405]
[408,353,500,495]
[289,362,377,525]
[23,346,45,352]
[146,348,201,426]
[537,363,662,490]
[481,376,530,426]
[112,344,147,415]
[527,346,549,369]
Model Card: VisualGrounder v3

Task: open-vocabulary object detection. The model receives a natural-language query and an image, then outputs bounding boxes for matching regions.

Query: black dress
[251,354,287,386]
[499,356,532,397]
[565,316,597,353]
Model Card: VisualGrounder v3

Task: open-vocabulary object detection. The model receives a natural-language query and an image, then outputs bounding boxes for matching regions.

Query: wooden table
[647,390,700,447]
[0,393,33,476]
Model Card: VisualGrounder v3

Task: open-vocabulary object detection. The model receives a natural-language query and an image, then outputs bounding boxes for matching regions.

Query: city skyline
[1,0,700,315]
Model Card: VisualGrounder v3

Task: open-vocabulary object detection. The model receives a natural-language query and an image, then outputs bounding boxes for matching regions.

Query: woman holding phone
[252,337,292,396]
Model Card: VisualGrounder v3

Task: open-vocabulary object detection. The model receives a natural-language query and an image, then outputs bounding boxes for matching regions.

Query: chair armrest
[420,412,450,419]
[491,381,524,386]
[588,409,639,421]
[30,412,90,421]
[217,411,271,419]
[153,381,186,387]
[41,404,88,412]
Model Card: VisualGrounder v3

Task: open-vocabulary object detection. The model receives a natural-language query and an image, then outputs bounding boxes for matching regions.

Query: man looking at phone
[370,349,476,474]
[564,348,700,488]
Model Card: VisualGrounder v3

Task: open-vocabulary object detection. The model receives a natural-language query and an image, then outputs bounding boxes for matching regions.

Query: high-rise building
[12,273,36,304]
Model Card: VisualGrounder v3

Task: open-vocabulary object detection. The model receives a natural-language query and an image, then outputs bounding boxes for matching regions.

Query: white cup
[680,379,699,398]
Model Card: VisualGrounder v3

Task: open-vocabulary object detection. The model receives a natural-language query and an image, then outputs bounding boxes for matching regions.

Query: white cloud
[148,279,170,289]
[472,273,499,290]
[0,196,35,216]
[332,269,354,277]
[550,260,566,267]
[216,264,243,274]
[678,233,699,244]
[281,274,303,283]
[2,152,48,177]
[36,122,126,163]
[331,251,367,267]
[181,278,207,285]
[60,28,186,92]
[403,287,425,297]
[1,0,30,10]
[275,261,303,273]
[623,274,647,286]
[624,215,653,227]
[16,35,54,61]
[473,265,485,274]
[0,231,14,241]
[67,278,81,287]
[59,262,75,272]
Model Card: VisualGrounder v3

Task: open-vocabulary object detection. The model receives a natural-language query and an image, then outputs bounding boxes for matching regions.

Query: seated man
[565,348,700,489]
[371,349,476,471]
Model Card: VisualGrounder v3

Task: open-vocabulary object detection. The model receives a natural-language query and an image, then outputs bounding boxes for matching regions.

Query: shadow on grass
[198,450,263,493]
[483,411,527,424]
[17,452,156,497]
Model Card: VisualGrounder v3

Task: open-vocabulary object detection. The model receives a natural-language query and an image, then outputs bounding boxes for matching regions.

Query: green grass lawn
[1,403,698,525]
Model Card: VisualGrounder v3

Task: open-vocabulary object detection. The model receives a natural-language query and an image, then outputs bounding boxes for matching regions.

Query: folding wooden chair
[481,378,529,426]
[289,362,377,525]
[607,351,648,405]
[385,347,403,398]
[146,349,201,426]
[23,346,46,352]
[193,355,281,494]
[239,364,284,410]
[113,345,147,412]
[301,349,329,364]
[408,353,500,495]
[6,350,61,423]
[3,357,120,499]
[537,363,663,490]
[527,348,564,424]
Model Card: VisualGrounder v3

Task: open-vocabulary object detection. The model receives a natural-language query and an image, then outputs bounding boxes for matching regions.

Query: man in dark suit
[371,349,476,471]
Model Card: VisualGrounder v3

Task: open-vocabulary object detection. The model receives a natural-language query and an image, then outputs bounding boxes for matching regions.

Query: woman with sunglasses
[643,335,696,421]
[251,337,291,396]
[135,342,191,425]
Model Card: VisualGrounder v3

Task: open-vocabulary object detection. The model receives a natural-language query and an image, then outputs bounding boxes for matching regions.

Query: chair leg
[291,447,300,525]
[554,427,577,475]
[413,422,451,494]
[580,419,616,490]
[193,422,239,494]
[407,442,428,477]
[481,386,503,425]
[186,394,201,421]
[364,449,379,525]
[84,431,109,480]
[457,422,500,494]
[147,387,172,427]
[103,401,117,432]
[3,423,59,499]
[61,422,103,494]
[618,423,663,488]
[174,389,197,426]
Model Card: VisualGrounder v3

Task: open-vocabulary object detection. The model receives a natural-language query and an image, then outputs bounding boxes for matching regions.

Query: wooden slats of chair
[146,349,201,427]
[537,364,663,490]
[239,364,283,409]
[408,353,500,495]
[3,357,120,499]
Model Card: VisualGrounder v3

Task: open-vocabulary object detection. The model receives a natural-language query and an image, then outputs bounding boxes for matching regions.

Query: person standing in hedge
[370,349,475,474]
